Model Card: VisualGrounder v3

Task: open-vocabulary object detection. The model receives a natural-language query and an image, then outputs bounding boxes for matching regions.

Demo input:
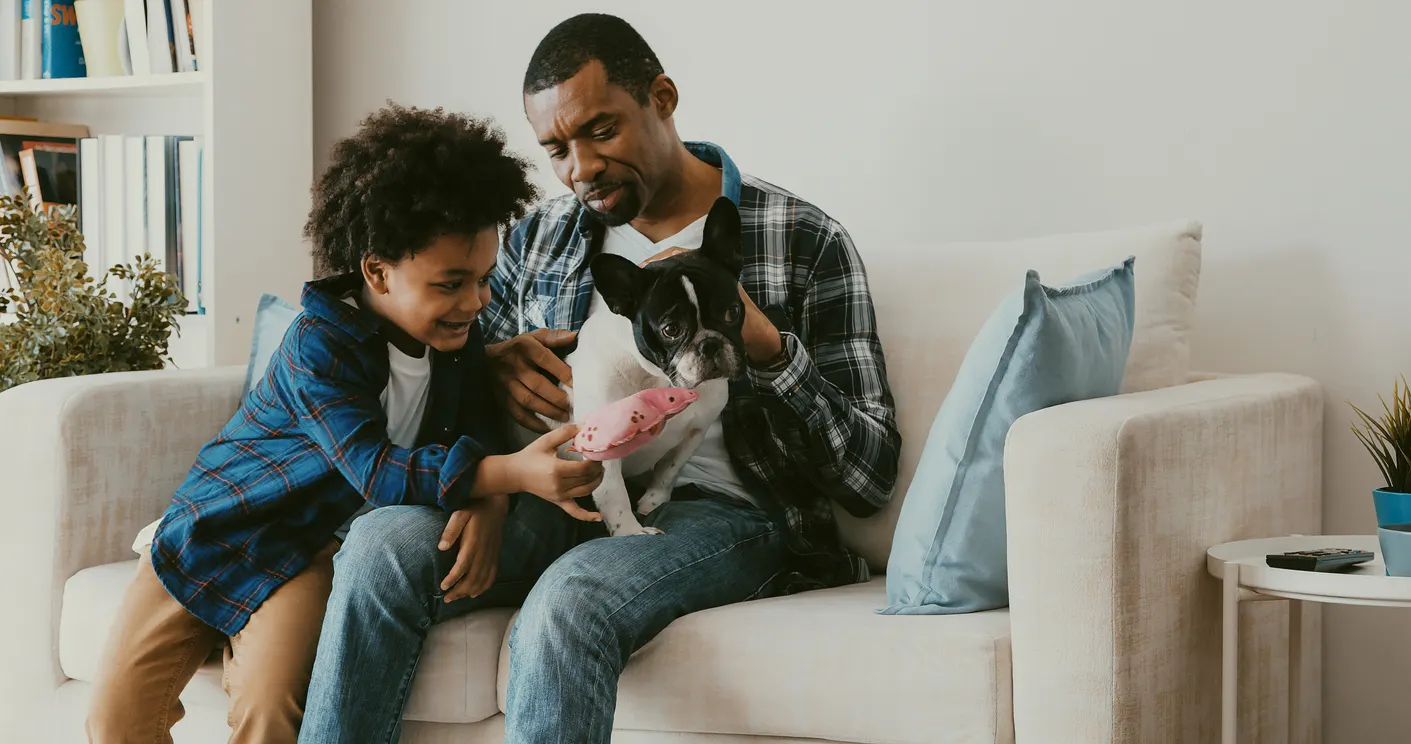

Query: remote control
[1265,548,1374,572]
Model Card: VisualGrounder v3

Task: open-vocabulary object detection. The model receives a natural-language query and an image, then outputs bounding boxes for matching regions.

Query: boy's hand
[511,425,603,521]
[439,495,509,603]
[486,329,576,433]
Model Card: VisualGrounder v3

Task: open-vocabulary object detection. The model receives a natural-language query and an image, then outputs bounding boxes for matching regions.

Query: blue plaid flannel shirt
[150,272,508,636]
[484,142,901,592]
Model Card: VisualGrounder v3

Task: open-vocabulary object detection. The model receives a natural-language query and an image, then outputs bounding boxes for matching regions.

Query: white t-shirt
[334,296,433,539]
[593,219,758,508]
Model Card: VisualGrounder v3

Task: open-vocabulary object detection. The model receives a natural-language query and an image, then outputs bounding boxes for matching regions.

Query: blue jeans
[297,487,786,744]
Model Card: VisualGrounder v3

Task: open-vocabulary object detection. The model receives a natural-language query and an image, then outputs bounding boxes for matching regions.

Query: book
[177,138,199,311]
[144,0,173,74]
[0,0,20,81]
[100,133,124,289]
[0,119,89,199]
[40,0,84,79]
[169,0,195,72]
[122,0,148,75]
[78,137,102,272]
[18,142,78,212]
[20,0,39,79]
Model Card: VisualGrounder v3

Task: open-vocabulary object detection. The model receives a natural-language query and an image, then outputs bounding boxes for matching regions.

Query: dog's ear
[699,196,742,276]
[590,253,646,318]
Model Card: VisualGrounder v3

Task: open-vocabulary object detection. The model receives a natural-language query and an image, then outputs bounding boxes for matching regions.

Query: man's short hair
[523,13,664,105]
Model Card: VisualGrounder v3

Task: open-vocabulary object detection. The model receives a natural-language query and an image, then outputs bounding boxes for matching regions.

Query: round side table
[1206,534,1411,744]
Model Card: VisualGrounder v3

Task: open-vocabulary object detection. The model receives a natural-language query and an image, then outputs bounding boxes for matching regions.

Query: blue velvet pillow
[243,293,301,396]
[882,257,1136,615]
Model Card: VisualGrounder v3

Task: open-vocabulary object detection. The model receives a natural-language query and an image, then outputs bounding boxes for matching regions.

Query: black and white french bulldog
[545,196,749,536]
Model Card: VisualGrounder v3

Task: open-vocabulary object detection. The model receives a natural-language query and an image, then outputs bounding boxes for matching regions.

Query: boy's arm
[285,321,508,512]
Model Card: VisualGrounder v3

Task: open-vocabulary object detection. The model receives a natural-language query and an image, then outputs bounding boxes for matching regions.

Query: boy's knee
[227,679,304,739]
[87,681,153,742]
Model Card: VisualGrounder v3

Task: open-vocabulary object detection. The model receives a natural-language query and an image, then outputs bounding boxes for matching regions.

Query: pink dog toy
[568,387,700,461]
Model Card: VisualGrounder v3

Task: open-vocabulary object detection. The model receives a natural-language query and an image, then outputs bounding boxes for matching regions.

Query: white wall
[313,1,1411,739]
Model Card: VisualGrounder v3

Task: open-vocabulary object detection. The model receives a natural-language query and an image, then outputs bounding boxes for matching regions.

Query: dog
[535,196,749,537]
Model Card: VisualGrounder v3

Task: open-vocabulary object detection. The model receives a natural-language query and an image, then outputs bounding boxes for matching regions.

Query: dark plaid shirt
[485,142,901,592]
[150,272,507,635]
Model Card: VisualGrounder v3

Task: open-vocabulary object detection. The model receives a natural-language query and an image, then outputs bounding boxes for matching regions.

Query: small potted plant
[0,193,186,393]
[1349,376,1411,528]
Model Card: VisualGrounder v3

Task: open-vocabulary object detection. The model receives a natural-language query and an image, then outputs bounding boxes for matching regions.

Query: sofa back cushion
[837,221,1202,570]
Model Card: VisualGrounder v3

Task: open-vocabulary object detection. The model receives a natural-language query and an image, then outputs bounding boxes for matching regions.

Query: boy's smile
[360,227,500,355]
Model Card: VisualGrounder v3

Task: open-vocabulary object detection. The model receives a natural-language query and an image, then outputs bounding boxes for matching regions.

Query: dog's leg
[594,459,665,537]
[637,425,709,515]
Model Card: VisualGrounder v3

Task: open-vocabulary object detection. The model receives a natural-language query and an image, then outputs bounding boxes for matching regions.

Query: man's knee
[511,556,628,654]
[332,505,444,591]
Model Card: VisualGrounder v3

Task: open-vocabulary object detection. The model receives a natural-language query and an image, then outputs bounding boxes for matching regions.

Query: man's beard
[578,183,641,227]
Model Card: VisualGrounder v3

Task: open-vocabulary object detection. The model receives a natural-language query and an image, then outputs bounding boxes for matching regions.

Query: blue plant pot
[1373,489,1411,528]
[1379,523,1411,577]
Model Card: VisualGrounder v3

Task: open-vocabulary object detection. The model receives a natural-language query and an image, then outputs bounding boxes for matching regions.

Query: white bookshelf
[0,0,313,371]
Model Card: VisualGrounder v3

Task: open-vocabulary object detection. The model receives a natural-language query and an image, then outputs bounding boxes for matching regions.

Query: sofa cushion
[839,220,1202,570]
[496,578,1014,744]
[59,560,514,724]
[883,259,1135,615]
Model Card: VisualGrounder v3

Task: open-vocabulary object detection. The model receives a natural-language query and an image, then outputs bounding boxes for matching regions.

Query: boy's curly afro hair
[304,103,540,275]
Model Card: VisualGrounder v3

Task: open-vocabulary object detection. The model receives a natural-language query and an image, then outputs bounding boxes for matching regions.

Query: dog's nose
[700,337,722,357]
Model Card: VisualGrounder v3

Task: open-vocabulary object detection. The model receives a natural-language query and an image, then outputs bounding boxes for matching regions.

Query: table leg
[1288,599,1303,744]
[1223,565,1240,744]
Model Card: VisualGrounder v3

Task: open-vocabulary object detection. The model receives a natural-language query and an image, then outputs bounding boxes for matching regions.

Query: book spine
[79,136,102,272]
[122,0,148,76]
[40,0,84,79]
[19,0,40,79]
[100,133,124,299]
[144,0,173,74]
[177,139,198,311]
[0,0,20,81]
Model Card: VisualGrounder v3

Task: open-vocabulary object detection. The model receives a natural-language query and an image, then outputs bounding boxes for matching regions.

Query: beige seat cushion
[497,578,1013,744]
[59,560,513,724]
[839,220,1203,570]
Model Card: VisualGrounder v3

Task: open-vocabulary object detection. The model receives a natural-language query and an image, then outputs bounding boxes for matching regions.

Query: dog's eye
[660,322,683,340]
[724,305,741,324]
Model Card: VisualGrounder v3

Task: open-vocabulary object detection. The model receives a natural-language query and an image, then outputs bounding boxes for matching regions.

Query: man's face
[365,227,498,353]
[524,61,670,226]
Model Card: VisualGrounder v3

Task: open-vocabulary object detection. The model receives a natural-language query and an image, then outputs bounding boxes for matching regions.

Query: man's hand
[486,328,576,433]
[438,495,509,603]
[641,247,783,365]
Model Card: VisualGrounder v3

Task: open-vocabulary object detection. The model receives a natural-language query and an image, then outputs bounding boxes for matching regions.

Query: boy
[86,104,604,744]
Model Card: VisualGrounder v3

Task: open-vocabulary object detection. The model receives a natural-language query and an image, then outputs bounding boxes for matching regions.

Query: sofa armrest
[1004,373,1322,743]
[0,366,244,733]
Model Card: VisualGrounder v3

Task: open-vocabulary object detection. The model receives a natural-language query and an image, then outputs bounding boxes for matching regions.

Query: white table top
[1208,535,1411,607]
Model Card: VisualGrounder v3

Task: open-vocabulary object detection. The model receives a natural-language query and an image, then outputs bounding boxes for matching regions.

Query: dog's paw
[637,487,670,515]
[614,525,665,537]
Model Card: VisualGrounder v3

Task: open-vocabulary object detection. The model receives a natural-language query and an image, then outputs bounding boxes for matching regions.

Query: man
[299,13,899,743]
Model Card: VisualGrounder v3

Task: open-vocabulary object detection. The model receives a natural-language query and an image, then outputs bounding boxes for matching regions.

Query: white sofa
[0,221,1324,743]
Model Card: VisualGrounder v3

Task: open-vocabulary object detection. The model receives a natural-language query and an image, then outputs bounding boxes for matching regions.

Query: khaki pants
[86,543,338,744]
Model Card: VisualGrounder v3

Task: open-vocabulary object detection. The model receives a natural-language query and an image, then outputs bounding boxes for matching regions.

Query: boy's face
[362,227,499,353]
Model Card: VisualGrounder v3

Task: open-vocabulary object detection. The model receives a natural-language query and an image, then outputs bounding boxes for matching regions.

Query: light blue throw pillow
[882,257,1136,615]
[243,293,302,396]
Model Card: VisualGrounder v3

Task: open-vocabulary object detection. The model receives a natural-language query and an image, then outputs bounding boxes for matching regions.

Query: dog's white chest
[564,310,727,478]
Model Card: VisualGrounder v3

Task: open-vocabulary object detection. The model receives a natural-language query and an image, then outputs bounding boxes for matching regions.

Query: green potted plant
[1349,376,1411,527]
[0,193,186,393]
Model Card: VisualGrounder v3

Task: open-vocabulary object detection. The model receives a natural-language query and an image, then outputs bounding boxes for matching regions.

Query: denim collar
[300,272,381,343]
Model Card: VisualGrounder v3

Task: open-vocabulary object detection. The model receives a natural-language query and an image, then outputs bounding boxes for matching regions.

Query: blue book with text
[40,0,85,79]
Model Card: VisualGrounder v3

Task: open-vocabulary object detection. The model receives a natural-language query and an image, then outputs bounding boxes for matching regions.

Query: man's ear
[648,74,679,120]
[590,253,646,318]
[699,196,742,276]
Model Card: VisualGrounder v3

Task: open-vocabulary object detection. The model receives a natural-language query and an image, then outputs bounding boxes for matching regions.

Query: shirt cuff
[747,332,814,412]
